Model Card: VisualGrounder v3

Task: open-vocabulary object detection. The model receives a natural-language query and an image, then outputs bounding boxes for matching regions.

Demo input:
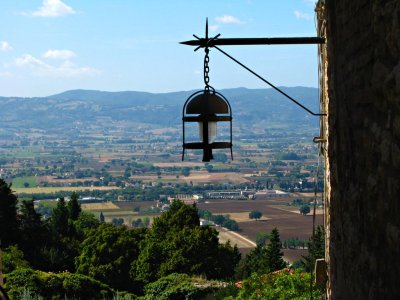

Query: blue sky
[0,0,318,97]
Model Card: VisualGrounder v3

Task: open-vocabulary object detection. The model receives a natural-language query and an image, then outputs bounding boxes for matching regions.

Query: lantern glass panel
[198,121,217,143]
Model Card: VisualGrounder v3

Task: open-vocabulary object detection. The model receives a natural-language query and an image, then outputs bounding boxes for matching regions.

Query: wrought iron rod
[180,37,325,47]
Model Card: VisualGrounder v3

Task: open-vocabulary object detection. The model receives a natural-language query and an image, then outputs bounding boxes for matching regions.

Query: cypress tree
[266,227,286,272]
[67,192,81,221]
[51,197,69,237]
[302,225,325,271]
[0,179,19,247]
[19,199,48,267]
[99,211,105,223]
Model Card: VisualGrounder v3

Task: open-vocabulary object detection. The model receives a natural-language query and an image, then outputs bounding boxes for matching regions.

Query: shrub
[236,270,324,300]
[143,273,209,300]
[5,268,114,300]
[2,245,30,273]
[212,283,239,300]
[299,205,311,215]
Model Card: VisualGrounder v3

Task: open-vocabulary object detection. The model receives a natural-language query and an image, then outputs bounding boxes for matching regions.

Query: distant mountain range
[0,87,320,130]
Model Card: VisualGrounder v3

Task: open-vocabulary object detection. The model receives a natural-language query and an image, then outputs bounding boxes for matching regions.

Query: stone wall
[324,0,400,298]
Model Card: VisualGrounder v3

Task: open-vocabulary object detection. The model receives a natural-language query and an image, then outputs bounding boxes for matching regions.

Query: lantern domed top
[185,91,229,115]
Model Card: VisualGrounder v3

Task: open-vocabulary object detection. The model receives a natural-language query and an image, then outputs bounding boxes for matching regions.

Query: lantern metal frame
[182,88,233,162]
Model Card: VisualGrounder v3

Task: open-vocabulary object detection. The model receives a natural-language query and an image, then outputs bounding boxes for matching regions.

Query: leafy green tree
[181,167,190,177]
[265,227,286,272]
[205,164,213,172]
[76,223,147,293]
[132,218,144,228]
[235,244,269,279]
[235,270,324,299]
[143,273,209,300]
[249,210,263,220]
[111,217,124,226]
[216,241,241,279]
[223,218,239,231]
[299,204,311,215]
[133,225,221,283]
[51,197,69,236]
[2,245,30,273]
[142,217,150,228]
[18,200,49,268]
[198,209,212,221]
[212,214,226,225]
[46,197,81,271]
[67,192,81,221]
[132,201,240,284]
[0,179,19,247]
[291,198,304,206]
[256,232,270,246]
[278,152,301,160]
[302,225,325,272]
[74,211,100,238]
[151,200,199,234]
[5,268,114,300]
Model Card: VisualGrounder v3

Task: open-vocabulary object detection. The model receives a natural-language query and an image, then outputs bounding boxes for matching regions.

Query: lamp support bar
[180,37,325,47]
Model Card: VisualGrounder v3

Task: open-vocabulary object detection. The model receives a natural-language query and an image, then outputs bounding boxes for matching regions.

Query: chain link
[204,48,210,90]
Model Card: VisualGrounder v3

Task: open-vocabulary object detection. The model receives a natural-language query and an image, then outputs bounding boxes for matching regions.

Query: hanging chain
[204,47,210,91]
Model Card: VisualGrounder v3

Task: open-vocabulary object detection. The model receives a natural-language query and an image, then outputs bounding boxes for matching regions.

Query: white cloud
[294,11,312,21]
[215,15,245,25]
[209,24,220,31]
[14,54,99,77]
[0,41,12,52]
[56,61,100,77]
[15,54,50,69]
[43,49,76,60]
[28,0,76,17]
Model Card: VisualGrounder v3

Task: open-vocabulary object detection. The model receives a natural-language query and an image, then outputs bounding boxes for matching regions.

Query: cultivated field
[185,171,249,184]
[213,212,270,223]
[81,202,120,210]
[82,201,160,226]
[13,186,121,194]
[12,176,38,188]
[198,198,324,262]
[37,176,99,184]
[216,227,255,254]
[273,205,324,215]
[130,170,249,185]
[199,199,323,241]
[153,162,205,168]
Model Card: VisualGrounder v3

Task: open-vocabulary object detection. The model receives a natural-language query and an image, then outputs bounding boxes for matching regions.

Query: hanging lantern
[182,88,232,162]
[181,19,233,162]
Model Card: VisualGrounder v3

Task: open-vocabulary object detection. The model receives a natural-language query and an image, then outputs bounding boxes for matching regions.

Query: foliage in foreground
[4,268,116,300]
[75,223,147,293]
[131,200,241,284]
[143,273,213,300]
[214,270,324,300]
[235,227,286,279]
[302,225,325,272]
